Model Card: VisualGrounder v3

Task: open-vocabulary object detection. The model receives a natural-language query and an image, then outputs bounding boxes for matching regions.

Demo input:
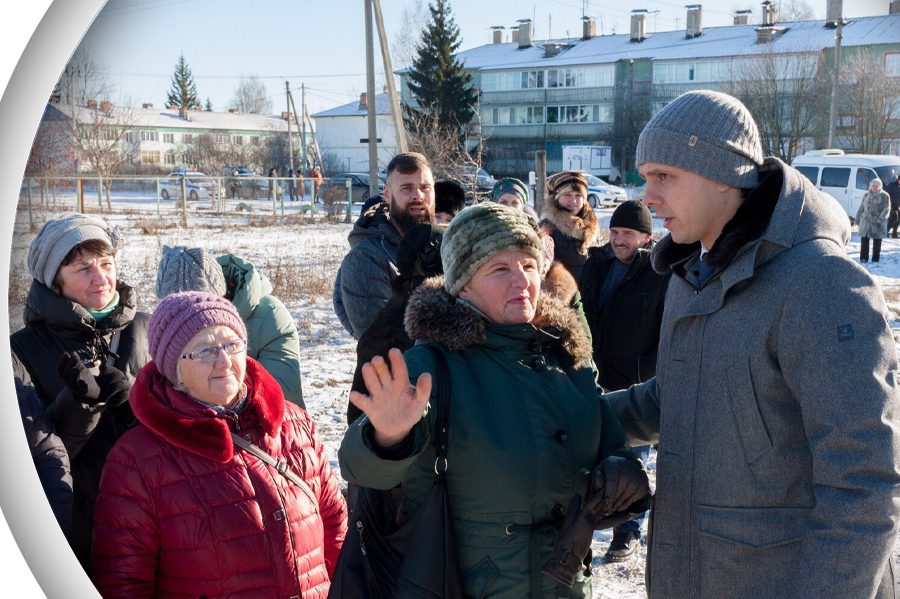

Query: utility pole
[301,83,308,174]
[372,0,408,153]
[827,8,844,148]
[364,0,379,197]
[286,80,294,177]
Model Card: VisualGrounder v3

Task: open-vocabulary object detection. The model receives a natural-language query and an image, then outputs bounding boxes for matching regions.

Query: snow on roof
[451,14,900,71]
[51,103,292,133]
[312,93,391,118]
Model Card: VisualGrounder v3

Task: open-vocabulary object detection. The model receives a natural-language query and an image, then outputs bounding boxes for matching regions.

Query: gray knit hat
[155,245,227,299]
[27,214,116,288]
[441,203,544,296]
[636,90,764,188]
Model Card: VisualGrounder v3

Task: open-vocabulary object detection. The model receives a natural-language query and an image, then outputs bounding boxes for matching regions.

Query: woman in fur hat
[540,171,599,281]
[338,203,647,598]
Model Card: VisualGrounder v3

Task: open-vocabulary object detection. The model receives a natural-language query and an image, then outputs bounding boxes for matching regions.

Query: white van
[791,150,900,221]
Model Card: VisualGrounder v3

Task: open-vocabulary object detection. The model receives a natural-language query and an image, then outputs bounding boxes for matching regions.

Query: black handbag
[329,344,464,599]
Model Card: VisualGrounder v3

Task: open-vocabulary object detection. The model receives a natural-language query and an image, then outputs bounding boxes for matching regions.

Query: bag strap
[230,432,317,502]
[423,345,451,475]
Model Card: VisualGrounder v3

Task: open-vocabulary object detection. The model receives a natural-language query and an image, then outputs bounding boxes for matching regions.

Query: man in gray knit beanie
[606,88,900,597]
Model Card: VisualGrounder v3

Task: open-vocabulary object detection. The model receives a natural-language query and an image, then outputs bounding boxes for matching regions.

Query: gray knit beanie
[636,90,764,188]
[155,245,227,298]
[27,214,116,288]
[441,203,544,296]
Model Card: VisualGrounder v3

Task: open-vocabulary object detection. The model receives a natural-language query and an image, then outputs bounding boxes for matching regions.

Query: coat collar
[540,197,599,255]
[404,276,593,368]
[23,279,138,335]
[129,358,284,463]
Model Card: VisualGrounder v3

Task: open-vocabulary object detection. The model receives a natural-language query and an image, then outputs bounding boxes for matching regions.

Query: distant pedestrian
[885,174,900,238]
[856,178,890,262]
[288,168,297,202]
[267,167,277,199]
[311,165,324,200]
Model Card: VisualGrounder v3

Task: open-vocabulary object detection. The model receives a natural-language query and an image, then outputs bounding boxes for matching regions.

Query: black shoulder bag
[328,344,464,599]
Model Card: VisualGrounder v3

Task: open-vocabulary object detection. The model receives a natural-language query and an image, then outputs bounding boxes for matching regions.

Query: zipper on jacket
[356,520,368,556]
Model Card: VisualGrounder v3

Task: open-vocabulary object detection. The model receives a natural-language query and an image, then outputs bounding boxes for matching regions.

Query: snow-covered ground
[8,198,900,597]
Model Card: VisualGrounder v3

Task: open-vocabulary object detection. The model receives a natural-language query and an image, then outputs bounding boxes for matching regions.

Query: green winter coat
[217,254,304,407]
[339,277,631,599]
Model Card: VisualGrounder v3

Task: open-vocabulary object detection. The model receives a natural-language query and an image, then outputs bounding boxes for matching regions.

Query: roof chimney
[734,9,751,25]
[86,99,97,109]
[178,106,189,120]
[631,9,648,42]
[582,16,597,40]
[756,26,776,43]
[359,92,368,110]
[891,0,900,14]
[825,0,843,27]
[685,4,703,38]
[142,102,153,109]
[511,27,519,43]
[99,100,113,113]
[491,26,504,44]
[281,111,291,120]
[228,108,239,114]
[761,0,777,26]
[517,19,532,49]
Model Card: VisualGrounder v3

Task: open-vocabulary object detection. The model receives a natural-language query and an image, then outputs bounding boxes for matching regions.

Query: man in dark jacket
[580,199,669,562]
[607,90,900,598]
[886,174,900,238]
[333,152,436,339]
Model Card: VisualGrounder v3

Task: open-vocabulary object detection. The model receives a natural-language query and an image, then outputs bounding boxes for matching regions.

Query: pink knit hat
[148,291,248,384]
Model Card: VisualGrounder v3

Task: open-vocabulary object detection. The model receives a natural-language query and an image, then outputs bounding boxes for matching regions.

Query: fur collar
[129,358,284,463]
[652,167,782,274]
[540,198,599,255]
[404,276,593,368]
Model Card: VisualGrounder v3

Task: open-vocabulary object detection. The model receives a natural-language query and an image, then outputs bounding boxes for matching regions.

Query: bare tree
[229,76,273,115]
[406,109,488,199]
[25,111,75,206]
[730,49,828,162]
[55,47,112,107]
[777,0,815,22]
[838,52,900,154]
[391,0,427,69]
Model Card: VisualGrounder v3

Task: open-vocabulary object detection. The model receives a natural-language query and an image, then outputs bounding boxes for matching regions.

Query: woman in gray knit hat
[10,213,151,574]
[337,202,648,598]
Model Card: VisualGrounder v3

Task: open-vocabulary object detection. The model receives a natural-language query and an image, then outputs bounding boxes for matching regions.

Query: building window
[233,135,243,145]
[141,150,161,164]
[163,133,174,143]
[887,96,900,120]
[547,106,559,123]
[125,131,134,143]
[838,114,855,128]
[215,134,229,144]
[525,106,543,124]
[182,134,193,143]
[521,70,544,89]
[886,53,900,77]
[140,131,159,142]
[164,153,176,165]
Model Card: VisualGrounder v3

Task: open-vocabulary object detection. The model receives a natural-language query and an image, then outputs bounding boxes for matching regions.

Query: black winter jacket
[580,242,669,391]
[16,374,72,534]
[10,279,149,573]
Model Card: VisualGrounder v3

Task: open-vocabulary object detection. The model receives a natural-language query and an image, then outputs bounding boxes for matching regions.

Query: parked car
[583,173,627,207]
[159,170,218,202]
[792,150,900,222]
[223,166,281,200]
[442,164,495,203]
[316,172,385,204]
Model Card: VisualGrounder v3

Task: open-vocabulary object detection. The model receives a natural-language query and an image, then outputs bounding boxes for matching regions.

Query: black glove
[542,457,651,587]
[590,455,650,516]
[57,352,101,404]
[96,366,131,406]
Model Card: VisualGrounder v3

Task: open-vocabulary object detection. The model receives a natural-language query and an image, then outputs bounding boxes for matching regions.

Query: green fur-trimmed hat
[441,203,544,296]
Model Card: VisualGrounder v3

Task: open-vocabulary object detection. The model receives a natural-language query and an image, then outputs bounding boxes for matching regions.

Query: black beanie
[609,200,653,235]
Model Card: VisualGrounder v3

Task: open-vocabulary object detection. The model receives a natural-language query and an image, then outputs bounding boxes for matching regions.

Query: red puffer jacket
[92,358,347,598]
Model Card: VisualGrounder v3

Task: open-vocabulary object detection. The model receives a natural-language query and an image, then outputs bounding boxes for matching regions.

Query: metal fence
[17,175,366,228]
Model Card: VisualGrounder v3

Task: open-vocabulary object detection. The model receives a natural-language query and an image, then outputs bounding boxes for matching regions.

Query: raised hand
[349,348,432,448]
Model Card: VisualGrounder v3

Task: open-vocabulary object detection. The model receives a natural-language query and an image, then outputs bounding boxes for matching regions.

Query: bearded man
[333,152,436,339]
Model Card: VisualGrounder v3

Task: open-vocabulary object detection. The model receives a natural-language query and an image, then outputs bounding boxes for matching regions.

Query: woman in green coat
[156,247,304,407]
[339,203,647,598]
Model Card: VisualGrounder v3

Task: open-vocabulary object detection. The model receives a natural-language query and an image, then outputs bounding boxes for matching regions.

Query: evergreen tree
[204,97,213,112]
[405,0,477,136]
[166,53,201,110]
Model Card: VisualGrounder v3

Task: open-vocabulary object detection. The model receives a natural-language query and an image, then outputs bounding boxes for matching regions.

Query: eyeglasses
[181,339,247,363]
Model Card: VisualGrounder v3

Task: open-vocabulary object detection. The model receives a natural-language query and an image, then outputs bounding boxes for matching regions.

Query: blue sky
[78,0,889,115]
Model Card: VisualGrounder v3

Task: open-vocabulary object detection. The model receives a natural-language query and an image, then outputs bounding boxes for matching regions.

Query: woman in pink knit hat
[92,291,347,598]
